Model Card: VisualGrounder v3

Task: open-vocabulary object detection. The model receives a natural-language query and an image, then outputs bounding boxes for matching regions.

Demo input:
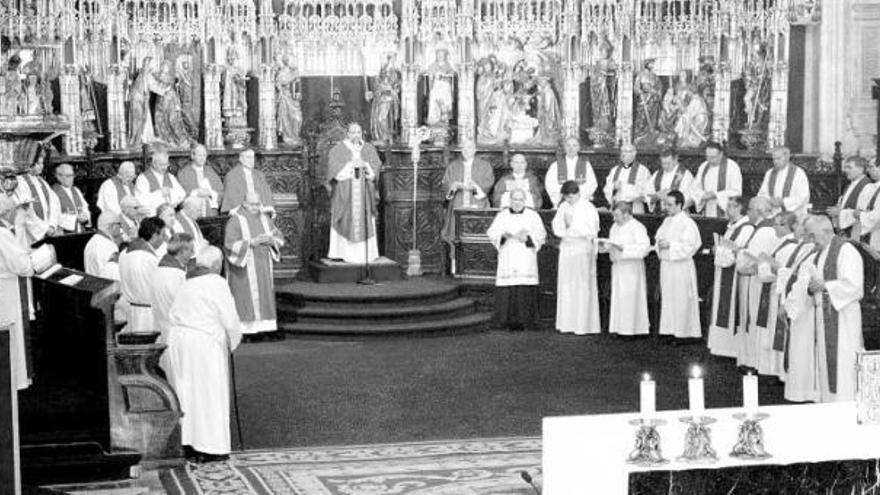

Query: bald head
[620,144,637,164]
[97,211,120,232]
[242,191,261,214]
[195,245,223,273]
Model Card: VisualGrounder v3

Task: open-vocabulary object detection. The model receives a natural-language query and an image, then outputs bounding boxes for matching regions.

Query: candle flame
[642,373,651,382]
[691,365,702,379]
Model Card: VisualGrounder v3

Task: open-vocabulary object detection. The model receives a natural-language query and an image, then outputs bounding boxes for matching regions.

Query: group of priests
[477,140,873,404]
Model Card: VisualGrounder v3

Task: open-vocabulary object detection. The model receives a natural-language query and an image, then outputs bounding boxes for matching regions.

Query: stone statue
[128,56,166,149]
[3,61,22,116]
[633,58,663,146]
[742,42,772,142]
[276,54,303,147]
[426,48,455,127]
[696,56,716,117]
[154,60,192,149]
[477,78,514,145]
[79,65,100,149]
[21,68,53,116]
[535,76,561,146]
[475,57,496,130]
[587,39,616,146]
[508,94,538,145]
[366,52,400,146]
[222,47,248,124]
[668,73,710,149]
[176,55,199,138]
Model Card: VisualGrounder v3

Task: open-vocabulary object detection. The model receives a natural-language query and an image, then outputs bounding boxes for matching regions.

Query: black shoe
[241,334,260,344]
[194,451,230,463]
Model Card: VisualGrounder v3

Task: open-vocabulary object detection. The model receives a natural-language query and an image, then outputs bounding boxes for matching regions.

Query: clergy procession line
[484,139,870,409]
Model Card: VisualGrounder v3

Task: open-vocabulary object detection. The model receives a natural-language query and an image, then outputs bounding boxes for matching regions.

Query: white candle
[743,373,759,415]
[640,373,655,419]
[688,365,704,416]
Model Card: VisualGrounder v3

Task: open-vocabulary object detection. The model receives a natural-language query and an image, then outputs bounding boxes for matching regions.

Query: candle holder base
[626,419,668,467]
[676,416,718,464]
[730,412,772,461]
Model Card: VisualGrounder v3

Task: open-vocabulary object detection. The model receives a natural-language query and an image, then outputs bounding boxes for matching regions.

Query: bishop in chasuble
[326,123,383,263]
[492,154,544,210]
[221,149,275,215]
[756,146,811,216]
[707,197,755,358]
[655,191,702,339]
[440,141,495,244]
[603,201,651,336]
[787,216,863,403]
[224,192,285,336]
[602,144,651,212]
[488,188,547,331]
[544,136,598,206]
[689,141,743,218]
[552,181,600,335]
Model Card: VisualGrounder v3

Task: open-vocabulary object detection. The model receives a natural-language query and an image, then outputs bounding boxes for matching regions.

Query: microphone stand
[358,159,376,285]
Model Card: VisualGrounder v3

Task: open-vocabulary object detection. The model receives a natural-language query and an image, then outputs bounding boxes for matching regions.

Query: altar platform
[542,402,880,494]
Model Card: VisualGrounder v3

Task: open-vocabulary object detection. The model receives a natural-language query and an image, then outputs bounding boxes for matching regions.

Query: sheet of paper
[29,244,57,273]
[35,263,62,280]
[58,213,77,232]
[58,274,83,286]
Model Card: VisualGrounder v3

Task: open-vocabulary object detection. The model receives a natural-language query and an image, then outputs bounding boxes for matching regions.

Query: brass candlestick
[730,412,771,460]
[677,416,718,464]
[626,418,668,467]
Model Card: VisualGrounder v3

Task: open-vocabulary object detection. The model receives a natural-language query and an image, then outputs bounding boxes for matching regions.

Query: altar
[542,402,880,494]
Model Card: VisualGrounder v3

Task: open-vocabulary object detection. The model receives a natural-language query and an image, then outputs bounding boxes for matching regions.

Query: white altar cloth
[543,402,880,494]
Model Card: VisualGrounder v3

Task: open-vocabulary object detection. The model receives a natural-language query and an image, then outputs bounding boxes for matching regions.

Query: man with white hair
[757,146,810,216]
[786,215,863,402]
[52,163,91,233]
[118,217,166,334]
[689,141,743,218]
[118,195,144,243]
[150,233,194,344]
[165,245,242,462]
[544,136,597,206]
[97,161,137,215]
[15,149,59,240]
[602,143,650,212]
[173,196,208,251]
[325,123,382,262]
[135,146,186,215]
[491,154,544,209]
[178,143,223,217]
[221,148,275,215]
[440,140,494,244]
[225,191,284,339]
[84,211,124,280]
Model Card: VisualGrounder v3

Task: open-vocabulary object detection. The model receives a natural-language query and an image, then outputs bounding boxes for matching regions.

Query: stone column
[400,66,419,135]
[60,65,83,156]
[457,63,475,144]
[203,64,224,150]
[712,62,732,143]
[107,65,128,151]
[561,64,581,139]
[768,59,790,149]
[615,62,634,145]
[258,64,277,150]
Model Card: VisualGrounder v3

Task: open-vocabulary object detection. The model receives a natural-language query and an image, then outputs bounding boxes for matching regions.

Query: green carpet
[160,437,541,494]
[232,329,786,450]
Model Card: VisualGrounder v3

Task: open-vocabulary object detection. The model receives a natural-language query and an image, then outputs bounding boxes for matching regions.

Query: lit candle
[640,373,656,419]
[743,372,759,415]
[688,365,704,416]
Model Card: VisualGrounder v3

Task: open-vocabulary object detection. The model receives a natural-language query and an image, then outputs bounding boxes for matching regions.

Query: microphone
[520,470,541,495]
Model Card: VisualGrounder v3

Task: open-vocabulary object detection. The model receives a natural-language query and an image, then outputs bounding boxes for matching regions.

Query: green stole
[814,236,846,394]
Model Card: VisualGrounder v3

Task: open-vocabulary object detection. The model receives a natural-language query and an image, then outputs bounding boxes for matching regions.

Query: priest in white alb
[487,188,547,331]
[787,216,863,402]
[165,245,242,461]
[551,181,600,335]
[602,144,651,213]
[602,201,651,336]
[134,147,186,216]
[118,217,166,334]
[645,148,694,213]
[97,161,137,216]
[655,190,702,339]
[854,158,880,249]
[52,163,91,234]
[325,123,383,263]
[84,212,124,281]
[544,136,598,206]
[224,192,285,338]
[756,146,810,216]
[707,196,754,358]
[15,152,59,240]
[689,141,742,218]
[178,144,224,217]
[826,156,874,240]
[150,233,194,345]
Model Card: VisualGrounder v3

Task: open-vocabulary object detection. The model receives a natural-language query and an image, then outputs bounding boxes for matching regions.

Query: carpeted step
[279,311,494,336]
[279,298,478,325]
[276,280,460,310]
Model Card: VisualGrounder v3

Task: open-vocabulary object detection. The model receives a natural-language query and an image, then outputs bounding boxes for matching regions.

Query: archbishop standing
[325,123,383,263]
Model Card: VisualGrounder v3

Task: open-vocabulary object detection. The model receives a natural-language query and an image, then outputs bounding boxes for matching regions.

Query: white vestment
[836,178,875,237]
[707,217,754,357]
[756,164,811,215]
[172,212,208,252]
[552,200,600,334]
[644,168,695,213]
[736,223,781,369]
[607,218,651,335]
[544,157,598,206]
[15,174,60,236]
[689,159,743,217]
[602,164,651,213]
[96,177,135,215]
[9,185,52,243]
[134,169,186,216]
[165,273,242,455]
[656,212,702,338]
[751,236,800,378]
[118,241,159,333]
[84,232,120,281]
[0,222,34,389]
[487,208,547,286]
[150,258,187,344]
[783,244,820,402]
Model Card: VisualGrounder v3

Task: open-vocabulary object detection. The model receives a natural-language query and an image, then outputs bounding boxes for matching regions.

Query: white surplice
[757,164,811,215]
[707,217,754,357]
[150,257,187,344]
[97,177,135,215]
[84,232,120,281]
[751,235,799,378]
[15,174,60,234]
[487,208,547,287]
[607,217,651,335]
[644,168,695,213]
[0,221,34,390]
[655,212,702,338]
[552,200,600,334]
[134,169,186,216]
[118,240,160,333]
[165,273,242,455]
[736,223,781,369]
[689,159,743,218]
[783,247,820,402]
[836,178,875,237]
[544,157,598,206]
[602,164,651,213]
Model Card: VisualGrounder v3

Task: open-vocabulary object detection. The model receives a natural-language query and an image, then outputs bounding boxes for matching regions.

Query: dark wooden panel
[0,325,17,494]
